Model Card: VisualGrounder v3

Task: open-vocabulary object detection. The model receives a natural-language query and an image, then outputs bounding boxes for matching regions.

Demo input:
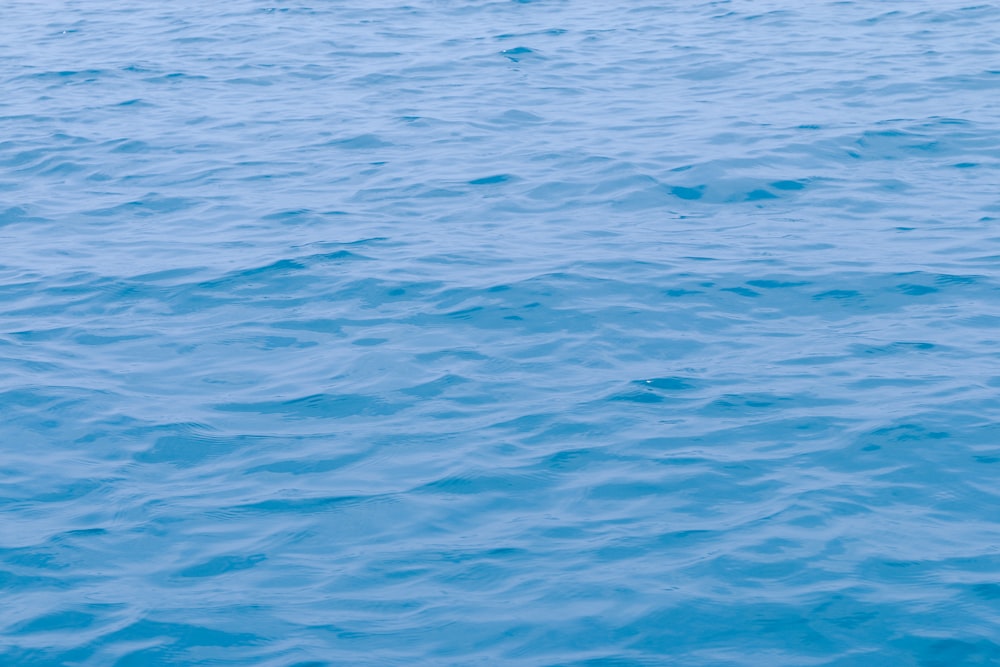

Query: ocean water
[2,0,1000,664]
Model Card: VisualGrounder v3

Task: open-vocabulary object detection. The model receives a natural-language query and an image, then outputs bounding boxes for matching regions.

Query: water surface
[2,1,1000,665]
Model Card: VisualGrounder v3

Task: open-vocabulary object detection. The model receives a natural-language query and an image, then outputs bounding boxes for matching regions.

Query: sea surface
[2,1,1000,665]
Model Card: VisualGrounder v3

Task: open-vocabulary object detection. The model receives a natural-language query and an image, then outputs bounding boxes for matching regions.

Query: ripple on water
[3,0,1000,665]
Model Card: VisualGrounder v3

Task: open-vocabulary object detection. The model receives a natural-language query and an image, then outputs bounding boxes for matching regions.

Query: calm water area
[2,1,1000,665]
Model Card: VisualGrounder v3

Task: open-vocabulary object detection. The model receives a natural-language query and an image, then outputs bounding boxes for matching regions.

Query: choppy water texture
[3,1,1000,664]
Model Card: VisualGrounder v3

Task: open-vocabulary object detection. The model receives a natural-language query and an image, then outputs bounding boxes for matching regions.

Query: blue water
[3,1,1000,664]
